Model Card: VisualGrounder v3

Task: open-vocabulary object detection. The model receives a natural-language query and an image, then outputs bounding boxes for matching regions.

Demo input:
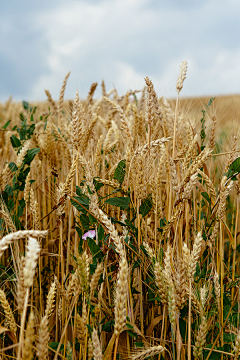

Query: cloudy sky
[1,0,240,102]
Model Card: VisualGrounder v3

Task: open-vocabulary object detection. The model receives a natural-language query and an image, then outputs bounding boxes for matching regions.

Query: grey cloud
[1,0,240,101]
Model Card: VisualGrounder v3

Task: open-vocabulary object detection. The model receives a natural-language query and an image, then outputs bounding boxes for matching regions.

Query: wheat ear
[90,263,103,299]
[233,329,240,359]
[131,345,165,360]
[193,316,208,359]
[0,230,47,259]
[17,256,26,314]
[114,252,128,337]
[92,328,102,360]
[45,280,57,319]
[0,289,17,335]
[36,315,50,360]
[22,311,35,360]
[23,236,41,287]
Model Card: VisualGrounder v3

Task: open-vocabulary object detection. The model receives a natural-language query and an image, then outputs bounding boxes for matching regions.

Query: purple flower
[82,230,96,240]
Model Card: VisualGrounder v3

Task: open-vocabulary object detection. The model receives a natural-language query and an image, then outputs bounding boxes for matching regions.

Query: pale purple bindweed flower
[82,230,96,240]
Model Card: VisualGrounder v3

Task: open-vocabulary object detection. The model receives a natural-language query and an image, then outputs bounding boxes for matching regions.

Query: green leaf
[179,318,187,342]
[134,342,144,348]
[90,263,97,276]
[23,148,40,165]
[201,192,211,205]
[93,178,104,192]
[0,219,4,232]
[89,213,96,225]
[114,160,126,184]
[11,214,21,230]
[22,101,29,110]
[126,323,134,329]
[73,195,90,208]
[4,184,13,196]
[132,259,141,270]
[49,342,64,352]
[223,332,235,342]
[9,162,18,172]
[87,238,103,259]
[80,214,89,230]
[17,203,24,217]
[203,346,223,360]
[15,166,30,191]
[125,219,137,232]
[105,196,130,209]
[139,194,153,217]
[102,320,114,332]
[2,120,11,130]
[127,330,138,338]
[76,227,83,254]
[226,157,240,179]
[97,224,104,241]
[10,135,21,148]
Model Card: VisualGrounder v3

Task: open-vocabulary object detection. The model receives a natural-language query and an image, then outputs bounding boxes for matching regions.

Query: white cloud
[112,61,145,92]
[1,0,240,100]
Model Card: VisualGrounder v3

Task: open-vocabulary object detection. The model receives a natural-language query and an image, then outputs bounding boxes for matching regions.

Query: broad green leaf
[105,196,130,209]
[8,162,18,172]
[132,259,141,270]
[22,101,29,110]
[93,178,104,191]
[90,263,97,276]
[10,135,21,148]
[89,214,96,225]
[70,198,87,214]
[226,157,240,179]
[76,185,83,196]
[49,342,64,352]
[80,214,89,230]
[134,342,144,348]
[17,204,24,217]
[203,346,223,360]
[12,215,21,230]
[126,323,134,329]
[127,330,137,338]
[102,320,114,332]
[2,120,11,129]
[97,224,104,241]
[125,219,137,233]
[76,227,83,254]
[23,148,40,165]
[201,192,211,205]
[114,160,126,184]
[73,195,89,208]
[179,318,187,342]
[4,185,13,196]
[139,194,153,217]
[87,238,103,259]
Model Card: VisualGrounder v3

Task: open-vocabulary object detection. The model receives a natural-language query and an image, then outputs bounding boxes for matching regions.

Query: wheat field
[0,63,240,360]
